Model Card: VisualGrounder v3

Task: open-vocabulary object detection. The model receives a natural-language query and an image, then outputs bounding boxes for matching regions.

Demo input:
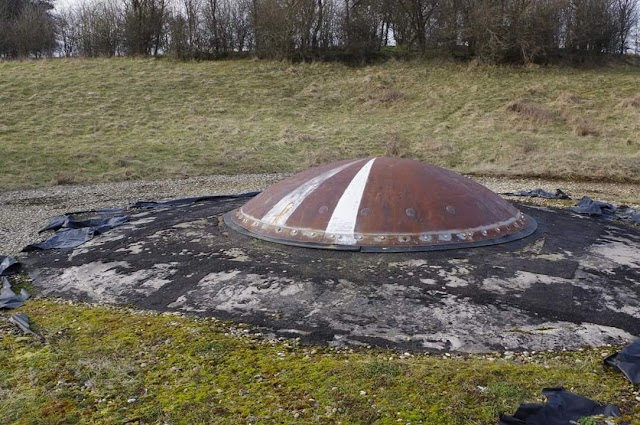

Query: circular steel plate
[225,157,537,251]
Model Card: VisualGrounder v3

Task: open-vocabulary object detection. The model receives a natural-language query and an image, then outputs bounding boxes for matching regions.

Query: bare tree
[3,0,637,62]
[389,0,440,52]
[612,0,638,53]
[123,0,167,55]
[0,0,56,58]
[63,0,124,57]
[341,0,385,59]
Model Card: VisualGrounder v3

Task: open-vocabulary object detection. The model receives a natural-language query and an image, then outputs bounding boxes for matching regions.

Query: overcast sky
[55,0,81,11]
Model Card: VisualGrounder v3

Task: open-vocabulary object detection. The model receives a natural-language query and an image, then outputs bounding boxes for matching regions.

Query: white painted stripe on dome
[261,159,364,226]
[325,158,376,244]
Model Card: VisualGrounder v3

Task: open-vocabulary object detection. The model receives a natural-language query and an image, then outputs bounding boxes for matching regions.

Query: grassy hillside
[1,58,639,190]
[2,300,639,424]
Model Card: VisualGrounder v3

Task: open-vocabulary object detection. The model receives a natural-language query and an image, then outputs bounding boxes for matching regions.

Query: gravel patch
[1,173,638,256]
[0,174,287,256]
[475,176,640,208]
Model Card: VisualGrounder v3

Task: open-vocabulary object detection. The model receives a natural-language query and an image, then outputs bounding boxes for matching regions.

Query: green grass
[1,58,639,190]
[1,300,638,424]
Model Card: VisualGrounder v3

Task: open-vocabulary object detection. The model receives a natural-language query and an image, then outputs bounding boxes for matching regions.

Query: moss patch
[1,300,638,424]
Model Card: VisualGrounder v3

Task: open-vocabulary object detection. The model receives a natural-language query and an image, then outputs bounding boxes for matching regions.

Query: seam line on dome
[325,158,376,244]
[260,159,364,226]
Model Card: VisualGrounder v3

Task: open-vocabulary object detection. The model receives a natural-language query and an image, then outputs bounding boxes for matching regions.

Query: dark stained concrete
[20,198,640,353]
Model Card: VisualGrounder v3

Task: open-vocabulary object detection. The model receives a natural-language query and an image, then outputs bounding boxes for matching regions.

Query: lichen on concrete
[20,198,640,353]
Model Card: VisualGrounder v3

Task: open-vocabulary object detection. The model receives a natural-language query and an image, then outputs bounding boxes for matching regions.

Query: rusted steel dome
[225,157,537,252]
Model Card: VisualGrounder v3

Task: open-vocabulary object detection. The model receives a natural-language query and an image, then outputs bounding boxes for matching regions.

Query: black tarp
[618,208,640,224]
[571,197,640,224]
[502,189,570,199]
[23,192,261,251]
[0,256,28,309]
[571,196,616,216]
[605,340,640,385]
[129,192,260,209]
[37,214,130,233]
[0,276,29,309]
[499,387,623,425]
[504,190,640,225]
[0,256,21,276]
[23,215,130,251]
[9,313,36,335]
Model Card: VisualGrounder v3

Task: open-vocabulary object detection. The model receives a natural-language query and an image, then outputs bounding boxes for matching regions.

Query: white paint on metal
[325,158,376,244]
[261,159,363,226]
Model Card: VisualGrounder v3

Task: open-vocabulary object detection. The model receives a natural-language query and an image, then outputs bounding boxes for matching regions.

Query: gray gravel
[0,174,287,256]
[0,173,638,256]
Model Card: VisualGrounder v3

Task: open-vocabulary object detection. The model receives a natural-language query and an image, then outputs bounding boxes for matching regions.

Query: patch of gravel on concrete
[0,173,637,256]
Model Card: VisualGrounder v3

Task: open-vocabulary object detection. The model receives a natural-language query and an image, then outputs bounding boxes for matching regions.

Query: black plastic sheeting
[503,189,640,225]
[571,196,640,224]
[499,387,624,425]
[9,313,36,336]
[0,276,29,309]
[605,340,640,385]
[129,192,259,209]
[0,256,29,310]
[37,214,130,233]
[22,192,260,251]
[0,256,21,276]
[23,214,130,251]
[502,188,570,199]
[571,196,615,216]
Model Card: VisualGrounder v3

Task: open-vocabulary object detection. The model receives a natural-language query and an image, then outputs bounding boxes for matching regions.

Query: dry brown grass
[571,117,600,137]
[619,95,640,108]
[525,84,545,95]
[469,149,640,183]
[53,172,76,185]
[360,87,406,109]
[378,88,405,103]
[555,92,583,105]
[1,58,639,189]
[505,99,557,123]
[304,148,344,167]
[559,108,601,137]
[357,74,406,108]
[384,131,411,158]
[515,138,538,155]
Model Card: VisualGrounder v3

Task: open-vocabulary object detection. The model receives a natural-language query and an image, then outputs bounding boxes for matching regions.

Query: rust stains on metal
[225,157,537,252]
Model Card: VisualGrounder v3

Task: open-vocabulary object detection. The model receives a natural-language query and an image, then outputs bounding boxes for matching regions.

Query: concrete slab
[20,198,640,353]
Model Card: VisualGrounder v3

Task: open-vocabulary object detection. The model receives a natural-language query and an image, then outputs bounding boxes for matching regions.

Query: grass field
[1,58,640,190]
[2,299,639,424]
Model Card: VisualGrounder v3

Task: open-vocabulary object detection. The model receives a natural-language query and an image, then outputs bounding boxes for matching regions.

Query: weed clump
[505,99,556,123]
[384,132,410,157]
[53,172,76,185]
[560,109,600,137]
[571,117,600,137]
[619,95,640,108]
[556,92,582,105]
[378,88,405,104]
[305,148,343,167]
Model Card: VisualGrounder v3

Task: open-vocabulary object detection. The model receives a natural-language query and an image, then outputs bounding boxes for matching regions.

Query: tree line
[1,0,639,63]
